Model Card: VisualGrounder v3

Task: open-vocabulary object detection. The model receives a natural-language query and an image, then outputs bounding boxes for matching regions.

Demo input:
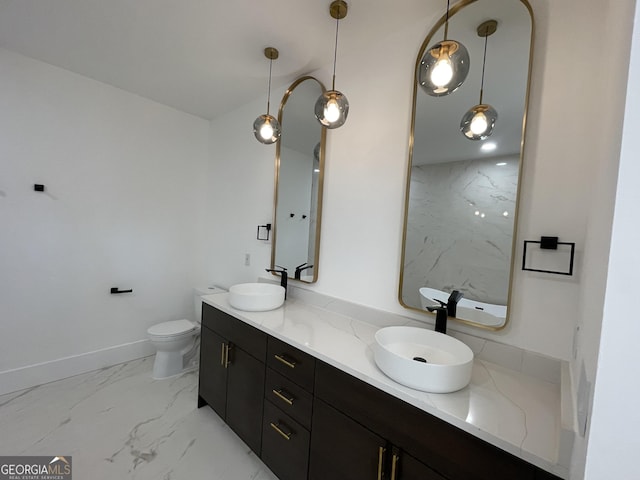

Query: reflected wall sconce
[315,0,349,129]
[460,20,498,140]
[253,47,282,144]
[419,0,470,97]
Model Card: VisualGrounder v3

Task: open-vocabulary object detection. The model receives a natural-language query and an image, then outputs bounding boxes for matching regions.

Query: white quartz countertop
[202,293,568,479]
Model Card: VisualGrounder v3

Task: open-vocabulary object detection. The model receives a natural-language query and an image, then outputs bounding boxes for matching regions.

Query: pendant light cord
[444,0,450,41]
[266,57,273,115]
[479,32,488,104]
[332,13,340,90]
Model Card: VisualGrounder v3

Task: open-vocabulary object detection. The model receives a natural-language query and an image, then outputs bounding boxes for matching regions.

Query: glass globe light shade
[315,90,349,129]
[418,40,470,97]
[253,114,281,144]
[460,104,498,140]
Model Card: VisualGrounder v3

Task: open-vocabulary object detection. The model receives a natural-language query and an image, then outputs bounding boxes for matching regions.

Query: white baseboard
[0,340,156,396]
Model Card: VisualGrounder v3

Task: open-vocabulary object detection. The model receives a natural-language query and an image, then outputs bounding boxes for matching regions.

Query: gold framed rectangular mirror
[271,76,326,283]
[399,0,534,329]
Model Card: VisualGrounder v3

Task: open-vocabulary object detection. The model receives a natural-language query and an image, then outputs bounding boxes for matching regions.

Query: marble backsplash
[285,283,562,385]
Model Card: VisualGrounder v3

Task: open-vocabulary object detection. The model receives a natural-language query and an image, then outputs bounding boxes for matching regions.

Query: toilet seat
[147,319,196,338]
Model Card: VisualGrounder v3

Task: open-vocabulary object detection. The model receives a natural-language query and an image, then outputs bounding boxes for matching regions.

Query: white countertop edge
[201,293,568,479]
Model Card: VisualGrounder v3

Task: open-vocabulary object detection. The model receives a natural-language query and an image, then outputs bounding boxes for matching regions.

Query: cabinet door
[198,325,228,418]
[226,344,266,455]
[309,399,387,480]
[396,450,446,480]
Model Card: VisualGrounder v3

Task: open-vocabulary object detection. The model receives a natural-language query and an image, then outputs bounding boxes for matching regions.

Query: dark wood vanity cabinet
[313,361,561,480]
[198,303,267,454]
[310,367,445,480]
[198,304,562,480]
[309,398,443,480]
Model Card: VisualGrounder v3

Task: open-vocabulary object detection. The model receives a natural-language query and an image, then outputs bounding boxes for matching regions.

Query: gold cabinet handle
[272,388,295,405]
[377,446,386,480]
[391,451,400,480]
[274,353,296,369]
[269,422,292,441]
[220,343,225,367]
[224,344,231,368]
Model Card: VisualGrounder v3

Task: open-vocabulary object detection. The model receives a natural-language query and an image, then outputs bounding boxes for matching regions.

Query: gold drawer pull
[377,446,386,480]
[272,388,295,405]
[391,451,400,480]
[274,354,296,369]
[269,422,292,441]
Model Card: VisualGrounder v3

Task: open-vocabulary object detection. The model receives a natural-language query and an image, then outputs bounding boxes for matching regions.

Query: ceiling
[0,0,432,120]
[0,0,531,165]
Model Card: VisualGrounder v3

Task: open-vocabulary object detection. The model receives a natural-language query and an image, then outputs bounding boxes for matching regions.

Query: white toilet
[147,286,225,379]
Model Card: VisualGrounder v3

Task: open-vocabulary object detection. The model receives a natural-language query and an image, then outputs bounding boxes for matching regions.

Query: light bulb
[324,98,341,123]
[315,90,349,129]
[260,121,274,140]
[253,114,281,144]
[418,40,470,97]
[460,104,497,140]
[470,112,488,135]
[430,53,454,88]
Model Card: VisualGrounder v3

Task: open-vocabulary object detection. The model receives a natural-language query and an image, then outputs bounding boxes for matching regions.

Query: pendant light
[253,47,281,144]
[315,0,349,129]
[460,20,498,140]
[418,0,470,97]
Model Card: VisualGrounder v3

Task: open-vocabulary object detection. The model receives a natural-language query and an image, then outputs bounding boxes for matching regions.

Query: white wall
[0,48,210,393]
[203,0,634,362]
[580,1,640,478]
[204,95,281,287]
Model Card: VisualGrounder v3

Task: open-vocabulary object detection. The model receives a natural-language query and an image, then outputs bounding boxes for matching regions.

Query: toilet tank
[194,286,226,323]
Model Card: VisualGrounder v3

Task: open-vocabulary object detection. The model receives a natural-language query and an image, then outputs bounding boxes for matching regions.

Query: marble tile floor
[0,357,279,480]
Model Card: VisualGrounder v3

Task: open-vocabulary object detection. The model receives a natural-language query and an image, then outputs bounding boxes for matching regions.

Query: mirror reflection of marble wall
[272,77,325,283]
[399,0,533,329]
[402,154,519,308]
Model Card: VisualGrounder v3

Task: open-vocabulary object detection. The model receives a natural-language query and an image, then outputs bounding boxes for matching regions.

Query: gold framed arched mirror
[271,76,326,283]
[399,0,534,329]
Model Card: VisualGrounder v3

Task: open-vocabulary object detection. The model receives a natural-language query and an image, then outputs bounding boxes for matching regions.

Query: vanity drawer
[265,368,313,430]
[202,303,266,362]
[267,336,315,392]
[261,399,310,480]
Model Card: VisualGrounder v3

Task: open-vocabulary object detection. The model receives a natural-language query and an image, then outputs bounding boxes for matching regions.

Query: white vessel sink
[228,283,285,312]
[373,326,473,393]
